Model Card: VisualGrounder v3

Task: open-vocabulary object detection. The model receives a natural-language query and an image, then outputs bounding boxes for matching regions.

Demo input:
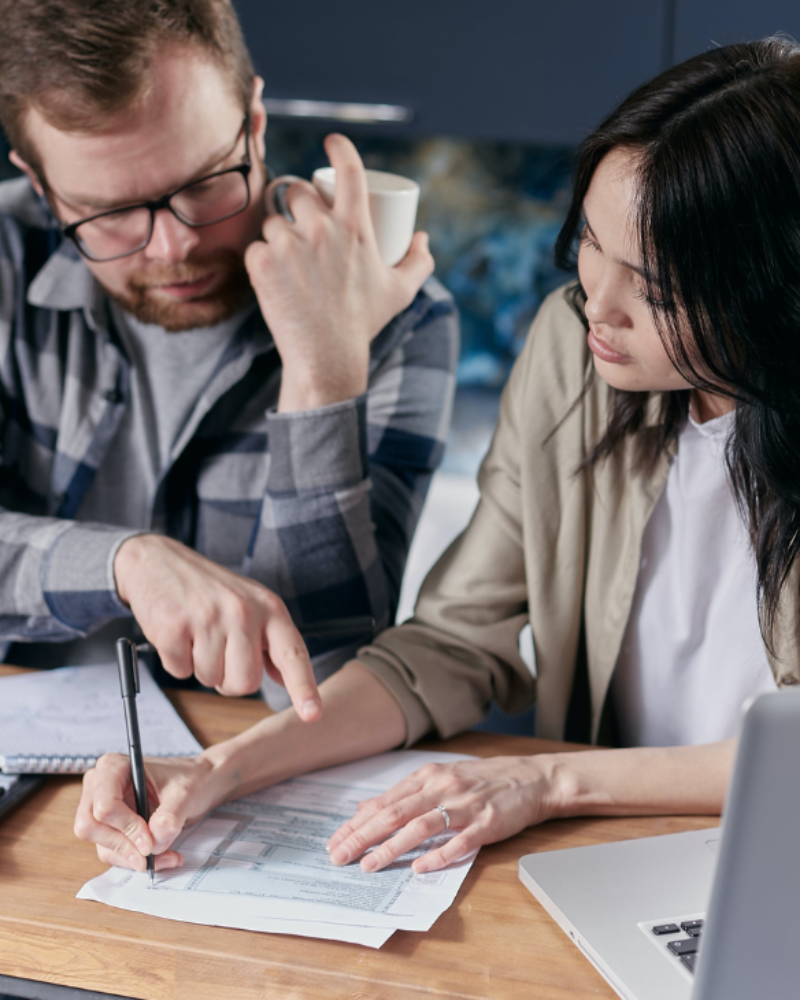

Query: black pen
[116,637,154,885]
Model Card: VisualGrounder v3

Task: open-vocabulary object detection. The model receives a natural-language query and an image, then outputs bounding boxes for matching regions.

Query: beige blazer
[358,285,800,746]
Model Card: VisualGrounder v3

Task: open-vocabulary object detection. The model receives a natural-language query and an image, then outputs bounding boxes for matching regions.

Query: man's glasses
[60,116,252,262]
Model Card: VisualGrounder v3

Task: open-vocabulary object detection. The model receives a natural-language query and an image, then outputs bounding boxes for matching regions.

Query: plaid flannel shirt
[0,177,458,674]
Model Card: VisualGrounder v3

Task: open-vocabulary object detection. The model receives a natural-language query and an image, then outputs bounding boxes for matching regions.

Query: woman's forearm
[548,740,736,819]
[201,660,409,806]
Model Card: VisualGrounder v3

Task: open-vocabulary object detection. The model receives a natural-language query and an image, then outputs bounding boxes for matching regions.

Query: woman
[76,38,800,878]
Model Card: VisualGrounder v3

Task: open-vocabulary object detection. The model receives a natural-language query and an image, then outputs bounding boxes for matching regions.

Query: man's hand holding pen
[113,533,323,717]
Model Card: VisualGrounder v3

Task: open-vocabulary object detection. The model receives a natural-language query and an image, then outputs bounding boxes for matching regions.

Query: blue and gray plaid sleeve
[249,279,458,676]
[0,197,140,642]
[0,503,135,641]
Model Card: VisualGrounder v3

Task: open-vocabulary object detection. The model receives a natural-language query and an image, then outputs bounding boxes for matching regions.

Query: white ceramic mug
[266,167,420,267]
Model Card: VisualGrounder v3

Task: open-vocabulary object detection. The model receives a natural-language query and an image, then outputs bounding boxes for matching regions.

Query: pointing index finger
[263,609,322,721]
[323,133,370,224]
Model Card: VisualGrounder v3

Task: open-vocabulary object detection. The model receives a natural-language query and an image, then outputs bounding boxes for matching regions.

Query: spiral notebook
[0,663,203,774]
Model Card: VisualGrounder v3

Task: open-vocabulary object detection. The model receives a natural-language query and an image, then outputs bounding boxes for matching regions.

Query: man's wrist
[278,355,369,413]
[113,534,149,606]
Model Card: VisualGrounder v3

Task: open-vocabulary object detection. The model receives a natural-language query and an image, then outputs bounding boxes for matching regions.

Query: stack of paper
[78,750,478,948]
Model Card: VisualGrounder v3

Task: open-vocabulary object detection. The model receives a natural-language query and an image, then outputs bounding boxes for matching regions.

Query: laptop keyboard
[649,918,705,974]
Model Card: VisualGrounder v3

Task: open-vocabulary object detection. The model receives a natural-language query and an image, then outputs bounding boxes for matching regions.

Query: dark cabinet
[674,1,800,63]
[235,1,800,146]
[236,0,665,145]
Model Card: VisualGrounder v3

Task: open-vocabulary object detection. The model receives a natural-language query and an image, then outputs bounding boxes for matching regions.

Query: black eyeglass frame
[60,114,252,262]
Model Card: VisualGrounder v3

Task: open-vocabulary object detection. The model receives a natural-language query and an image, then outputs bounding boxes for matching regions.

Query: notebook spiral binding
[4,755,98,774]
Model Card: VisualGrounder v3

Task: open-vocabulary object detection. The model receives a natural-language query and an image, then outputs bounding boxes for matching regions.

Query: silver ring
[435,804,451,829]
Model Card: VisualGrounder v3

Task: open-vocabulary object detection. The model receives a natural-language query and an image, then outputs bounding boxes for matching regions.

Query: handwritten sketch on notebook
[0,663,202,772]
[79,750,478,948]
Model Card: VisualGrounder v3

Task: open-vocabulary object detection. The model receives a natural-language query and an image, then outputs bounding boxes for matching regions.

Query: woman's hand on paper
[327,743,739,874]
[326,755,563,874]
[74,752,220,872]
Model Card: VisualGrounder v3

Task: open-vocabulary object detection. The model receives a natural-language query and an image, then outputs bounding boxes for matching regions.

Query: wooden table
[0,665,718,1000]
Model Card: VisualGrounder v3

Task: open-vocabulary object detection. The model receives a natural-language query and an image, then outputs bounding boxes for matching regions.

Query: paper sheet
[0,663,202,771]
[78,750,477,948]
[82,865,394,948]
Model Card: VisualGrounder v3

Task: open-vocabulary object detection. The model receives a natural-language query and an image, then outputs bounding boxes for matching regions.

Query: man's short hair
[0,0,255,172]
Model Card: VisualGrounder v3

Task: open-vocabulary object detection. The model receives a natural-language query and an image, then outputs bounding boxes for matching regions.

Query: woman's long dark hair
[555,37,800,651]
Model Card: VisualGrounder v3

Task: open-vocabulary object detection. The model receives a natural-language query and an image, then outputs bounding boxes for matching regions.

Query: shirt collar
[26,238,97,312]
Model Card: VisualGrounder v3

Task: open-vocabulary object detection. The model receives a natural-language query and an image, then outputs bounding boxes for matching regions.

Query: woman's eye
[579,227,602,253]
[633,286,665,309]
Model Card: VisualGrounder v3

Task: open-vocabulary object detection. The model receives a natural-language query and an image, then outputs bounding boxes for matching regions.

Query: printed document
[79,750,478,947]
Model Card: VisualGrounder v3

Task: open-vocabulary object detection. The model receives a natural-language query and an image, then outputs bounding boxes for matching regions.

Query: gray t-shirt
[79,301,254,528]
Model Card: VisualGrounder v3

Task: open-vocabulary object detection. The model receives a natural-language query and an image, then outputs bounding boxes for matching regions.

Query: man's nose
[144,208,201,262]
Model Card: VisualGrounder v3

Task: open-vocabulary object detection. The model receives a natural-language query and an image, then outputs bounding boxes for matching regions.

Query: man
[0,0,458,711]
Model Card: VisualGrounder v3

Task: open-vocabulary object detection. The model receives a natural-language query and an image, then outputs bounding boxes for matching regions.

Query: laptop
[518,688,800,1000]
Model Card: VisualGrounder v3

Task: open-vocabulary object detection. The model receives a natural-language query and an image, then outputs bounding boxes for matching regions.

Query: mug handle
[264,174,305,222]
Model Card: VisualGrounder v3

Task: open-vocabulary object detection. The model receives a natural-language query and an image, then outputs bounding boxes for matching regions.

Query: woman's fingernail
[135,836,150,854]
[361,855,379,872]
[128,853,143,870]
[329,846,349,865]
[301,699,320,719]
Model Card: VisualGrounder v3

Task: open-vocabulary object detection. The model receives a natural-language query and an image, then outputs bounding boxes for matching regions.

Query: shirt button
[103,389,123,404]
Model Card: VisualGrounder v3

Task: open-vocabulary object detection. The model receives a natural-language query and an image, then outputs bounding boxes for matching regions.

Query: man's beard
[108,250,252,331]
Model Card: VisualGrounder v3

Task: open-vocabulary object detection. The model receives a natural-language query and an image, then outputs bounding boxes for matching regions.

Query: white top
[611,410,776,747]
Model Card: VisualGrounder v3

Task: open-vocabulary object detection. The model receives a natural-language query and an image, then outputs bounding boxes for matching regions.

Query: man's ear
[8,150,44,197]
[249,76,267,163]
